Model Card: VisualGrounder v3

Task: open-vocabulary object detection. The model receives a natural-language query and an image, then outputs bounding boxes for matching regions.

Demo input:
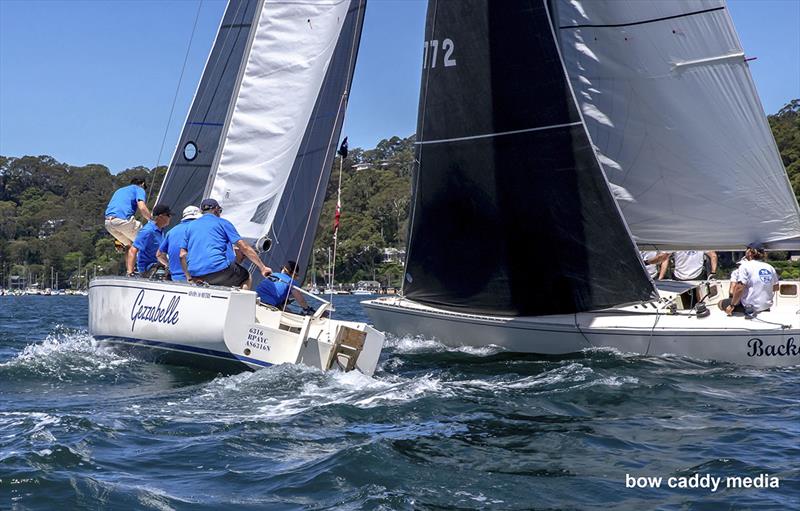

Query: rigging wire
[645,306,664,356]
[147,0,204,205]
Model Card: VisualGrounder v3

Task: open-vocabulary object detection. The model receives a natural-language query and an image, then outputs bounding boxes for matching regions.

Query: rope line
[148,0,204,204]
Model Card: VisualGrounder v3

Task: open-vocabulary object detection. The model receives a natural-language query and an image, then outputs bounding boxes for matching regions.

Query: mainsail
[553,0,800,250]
[157,0,261,224]
[403,0,657,317]
[157,0,366,280]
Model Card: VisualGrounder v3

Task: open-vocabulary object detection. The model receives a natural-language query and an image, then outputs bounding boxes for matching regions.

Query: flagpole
[328,137,348,302]
[330,155,343,300]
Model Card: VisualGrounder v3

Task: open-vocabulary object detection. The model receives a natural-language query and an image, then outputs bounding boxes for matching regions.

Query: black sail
[260,0,366,283]
[156,0,260,223]
[403,0,657,316]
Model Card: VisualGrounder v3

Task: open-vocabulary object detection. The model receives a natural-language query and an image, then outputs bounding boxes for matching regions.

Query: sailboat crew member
[156,205,202,281]
[658,250,718,281]
[104,177,152,250]
[179,198,271,289]
[640,251,669,279]
[127,204,172,277]
[255,260,314,313]
[720,243,779,315]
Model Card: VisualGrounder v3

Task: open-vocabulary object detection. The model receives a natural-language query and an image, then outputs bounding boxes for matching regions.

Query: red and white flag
[333,137,347,240]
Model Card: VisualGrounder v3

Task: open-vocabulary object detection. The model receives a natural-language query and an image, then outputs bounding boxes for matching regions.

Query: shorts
[674,269,707,281]
[718,298,747,314]
[195,262,250,287]
[105,216,142,247]
[718,298,768,314]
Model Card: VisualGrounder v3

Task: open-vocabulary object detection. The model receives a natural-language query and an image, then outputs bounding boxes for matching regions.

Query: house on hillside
[382,248,405,264]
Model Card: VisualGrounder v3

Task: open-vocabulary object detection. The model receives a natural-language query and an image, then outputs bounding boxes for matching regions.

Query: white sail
[208,0,352,240]
[554,0,800,250]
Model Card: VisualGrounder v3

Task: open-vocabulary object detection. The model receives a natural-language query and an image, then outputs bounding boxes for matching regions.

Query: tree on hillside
[769,99,800,195]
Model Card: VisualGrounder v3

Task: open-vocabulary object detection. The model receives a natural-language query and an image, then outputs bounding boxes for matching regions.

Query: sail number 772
[422,39,456,69]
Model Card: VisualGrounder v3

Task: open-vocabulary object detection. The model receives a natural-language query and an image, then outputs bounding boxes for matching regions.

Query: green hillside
[1,99,798,289]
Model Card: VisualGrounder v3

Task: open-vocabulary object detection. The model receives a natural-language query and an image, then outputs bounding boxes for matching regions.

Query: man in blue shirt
[127,204,172,277]
[256,260,313,313]
[104,177,152,249]
[179,198,271,289]
[156,205,202,281]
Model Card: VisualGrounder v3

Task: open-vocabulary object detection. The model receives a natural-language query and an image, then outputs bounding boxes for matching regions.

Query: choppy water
[1,295,799,510]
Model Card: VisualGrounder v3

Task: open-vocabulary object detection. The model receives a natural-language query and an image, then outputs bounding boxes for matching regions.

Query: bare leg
[241,274,253,290]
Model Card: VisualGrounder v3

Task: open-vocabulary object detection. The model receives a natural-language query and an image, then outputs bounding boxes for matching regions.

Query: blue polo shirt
[180,213,241,276]
[256,272,297,307]
[133,221,164,273]
[158,220,193,281]
[105,184,145,219]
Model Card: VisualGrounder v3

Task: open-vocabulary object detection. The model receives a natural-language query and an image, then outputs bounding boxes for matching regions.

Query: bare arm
[726,282,745,315]
[137,200,152,221]
[658,256,670,280]
[127,247,138,275]
[233,245,245,264]
[180,248,191,281]
[646,252,670,266]
[291,288,309,309]
[706,251,718,274]
[156,249,169,269]
[234,240,272,277]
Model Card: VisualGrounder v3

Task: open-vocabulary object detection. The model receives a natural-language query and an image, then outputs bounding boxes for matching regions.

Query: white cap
[182,205,202,221]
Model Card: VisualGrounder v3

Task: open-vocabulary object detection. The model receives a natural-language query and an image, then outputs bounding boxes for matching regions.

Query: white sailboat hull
[363,281,800,367]
[89,277,384,375]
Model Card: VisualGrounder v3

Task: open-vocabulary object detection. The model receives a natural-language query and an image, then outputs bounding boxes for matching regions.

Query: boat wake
[384,334,505,356]
[2,319,798,509]
[0,326,132,383]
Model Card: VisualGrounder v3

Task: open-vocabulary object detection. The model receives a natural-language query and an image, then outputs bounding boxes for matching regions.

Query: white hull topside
[363,280,800,367]
[89,277,384,375]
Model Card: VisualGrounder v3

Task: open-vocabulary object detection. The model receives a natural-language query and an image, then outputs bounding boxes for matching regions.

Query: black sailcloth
[403,0,657,316]
[156,0,260,226]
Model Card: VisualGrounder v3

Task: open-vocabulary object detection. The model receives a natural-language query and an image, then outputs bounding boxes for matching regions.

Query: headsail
[553,0,800,250]
[208,0,361,243]
[403,0,657,317]
[259,2,365,281]
[157,0,367,281]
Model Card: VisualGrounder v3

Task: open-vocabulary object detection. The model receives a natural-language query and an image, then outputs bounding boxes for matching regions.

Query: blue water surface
[1,295,799,510]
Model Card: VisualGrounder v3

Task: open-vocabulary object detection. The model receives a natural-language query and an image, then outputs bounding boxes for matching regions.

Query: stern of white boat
[223,290,384,375]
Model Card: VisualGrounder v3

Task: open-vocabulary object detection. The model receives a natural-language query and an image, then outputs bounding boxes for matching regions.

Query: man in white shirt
[720,243,779,315]
[659,250,718,281]
[640,251,669,279]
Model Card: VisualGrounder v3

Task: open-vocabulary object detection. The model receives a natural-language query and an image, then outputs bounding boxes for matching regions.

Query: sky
[0,0,798,173]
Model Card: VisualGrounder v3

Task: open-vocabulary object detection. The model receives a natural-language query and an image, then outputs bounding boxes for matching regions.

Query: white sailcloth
[209,0,351,240]
[554,0,800,250]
